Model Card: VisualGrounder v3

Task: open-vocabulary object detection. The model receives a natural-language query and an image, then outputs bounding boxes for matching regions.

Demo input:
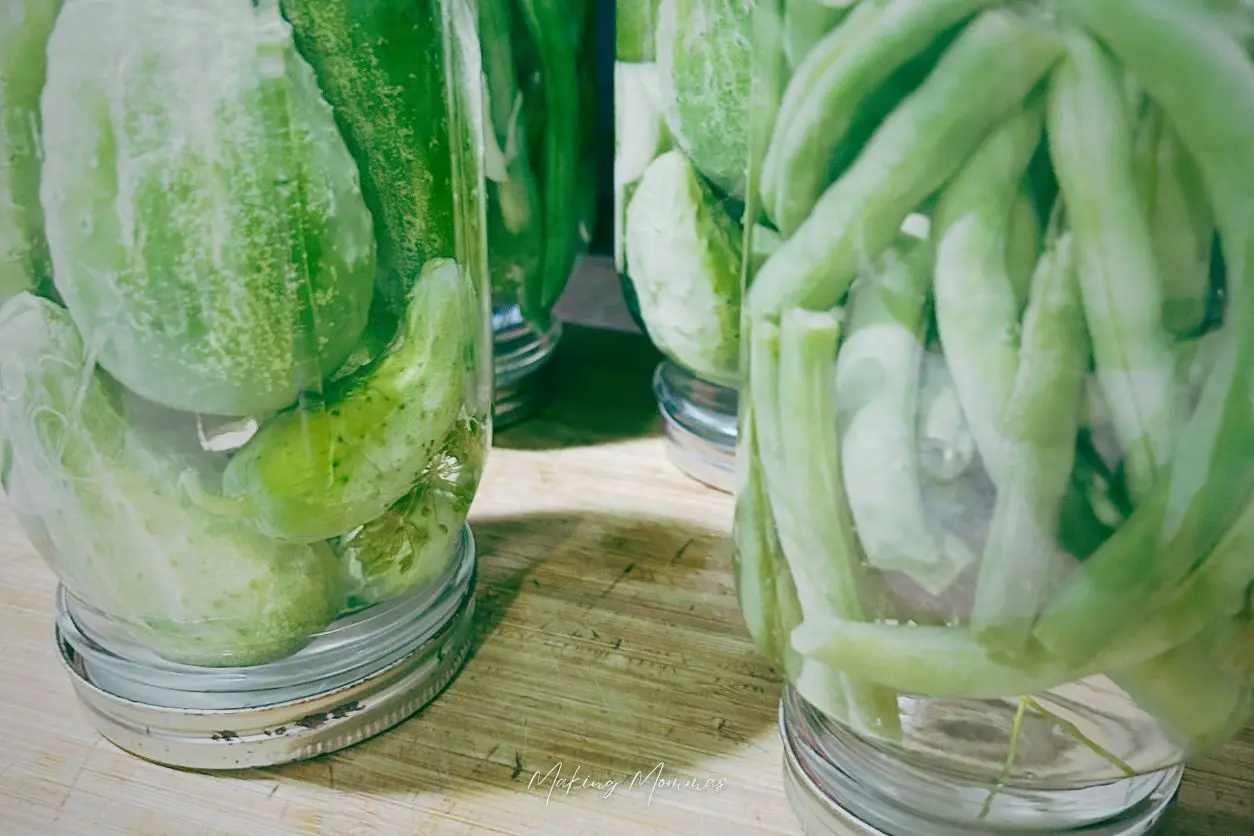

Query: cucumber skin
[280,0,460,314]
[39,0,377,418]
[0,0,61,305]
[222,259,475,544]
[0,293,341,668]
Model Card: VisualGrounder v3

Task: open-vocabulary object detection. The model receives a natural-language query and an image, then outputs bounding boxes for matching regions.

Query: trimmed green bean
[734,408,785,661]
[932,101,1044,482]
[737,405,843,717]
[972,232,1089,652]
[747,9,1062,317]
[784,308,904,740]
[516,0,582,317]
[1033,0,1254,665]
[1046,27,1186,505]
[836,242,977,594]
[761,0,993,235]
[750,310,903,741]
[1131,108,1215,340]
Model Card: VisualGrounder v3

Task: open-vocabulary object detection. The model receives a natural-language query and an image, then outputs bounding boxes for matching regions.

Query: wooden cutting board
[0,321,1250,836]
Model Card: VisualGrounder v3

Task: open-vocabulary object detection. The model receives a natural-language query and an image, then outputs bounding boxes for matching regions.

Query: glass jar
[0,0,490,770]
[613,0,757,491]
[735,2,1254,833]
[483,0,598,427]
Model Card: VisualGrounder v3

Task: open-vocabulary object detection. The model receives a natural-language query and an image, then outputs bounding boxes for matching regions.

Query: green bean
[794,489,1254,699]
[771,543,864,727]
[1113,490,1254,664]
[746,0,789,226]
[774,557,808,685]
[836,242,976,594]
[1113,623,1254,755]
[751,315,860,622]
[1032,0,1254,665]
[738,403,832,707]
[928,100,1091,651]
[972,232,1089,653]
[782,0,851,70]
[750,311,903,741]
[1047,28,1187,505]
[761,0,994,236]
[1006,183,1043,312]
[931,101,1044,483]
[734,408,786,662]
[1131,107,1215,340]
[516,0,582,317]
[480,0,544,304]
[759,0,884,200]
[791,617,1075,699]
[790,598,1246,702]
[747,9,1062,318]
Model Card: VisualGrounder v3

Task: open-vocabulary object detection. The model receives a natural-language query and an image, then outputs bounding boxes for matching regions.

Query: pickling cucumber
[220,259,476,544]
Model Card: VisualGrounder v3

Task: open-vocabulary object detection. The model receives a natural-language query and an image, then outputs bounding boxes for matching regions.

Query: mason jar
[735,1,1254,833]
[483,0,598,426]
[614,0,759,491]
[0,0,490,770]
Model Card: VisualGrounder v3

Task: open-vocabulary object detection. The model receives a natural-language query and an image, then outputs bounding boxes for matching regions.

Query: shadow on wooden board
[493,324,665,452]
[245,509,780,830]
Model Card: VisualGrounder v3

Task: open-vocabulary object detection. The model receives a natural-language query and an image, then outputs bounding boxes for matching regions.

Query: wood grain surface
[1,300,1251,835]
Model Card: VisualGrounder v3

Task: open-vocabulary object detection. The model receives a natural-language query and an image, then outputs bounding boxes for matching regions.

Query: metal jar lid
[53,525,478,771]
[653,360,738,492]
[492,305,561,427]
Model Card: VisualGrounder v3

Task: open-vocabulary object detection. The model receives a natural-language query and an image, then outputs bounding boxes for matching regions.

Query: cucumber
[1,0,61,303]
[220,259,476,544]
[0,293,342,668]
[39,0,377,418]
[656,0,755,199]
[280,0,460,314]
[337,483,465,611]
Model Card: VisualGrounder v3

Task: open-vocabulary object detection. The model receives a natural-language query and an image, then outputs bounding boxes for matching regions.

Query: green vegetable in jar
[624,150,742,387]
[336,414,485,611]
[1,0,60,304]
[656,0,755,200]
[735,0,1254,759]
[478,0,544,311]
[39,0,377,418]
[279,0,460,315]
[0,293,342,668]
[337,484,465,611]
[514,0,586,318]
[217,258,476,544]
[618,0,665,63]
